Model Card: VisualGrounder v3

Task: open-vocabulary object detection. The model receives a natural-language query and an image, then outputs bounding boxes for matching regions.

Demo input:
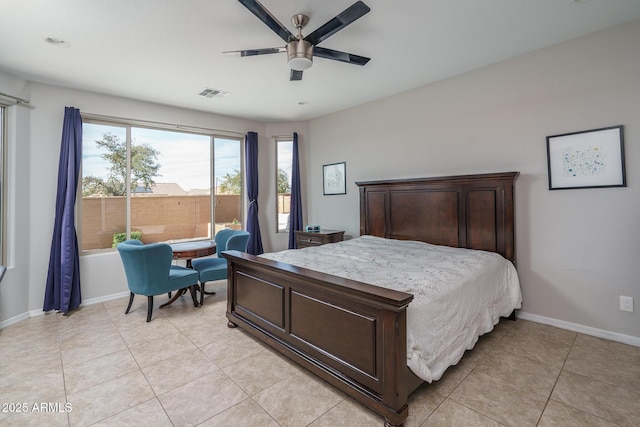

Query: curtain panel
[288,132,303,249]
[245,131,264,255]
[44,107,82,313]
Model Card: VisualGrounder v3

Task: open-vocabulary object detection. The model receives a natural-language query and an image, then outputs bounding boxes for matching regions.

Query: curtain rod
[81,112,245,138]
[0,91,30,104]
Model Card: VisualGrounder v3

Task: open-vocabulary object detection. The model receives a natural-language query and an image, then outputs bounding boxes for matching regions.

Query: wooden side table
[164,240,216,307]
[295,229,345,249]
[170,240,217,268]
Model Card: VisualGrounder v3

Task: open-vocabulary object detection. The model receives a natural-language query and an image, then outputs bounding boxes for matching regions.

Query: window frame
[80,115,244,253]
[275,136,293,233]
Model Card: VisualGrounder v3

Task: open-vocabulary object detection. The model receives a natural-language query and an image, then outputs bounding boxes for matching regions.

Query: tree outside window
[82,132,161,197]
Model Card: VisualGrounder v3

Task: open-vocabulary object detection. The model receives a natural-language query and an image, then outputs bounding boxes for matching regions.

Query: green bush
[112,231,142,247]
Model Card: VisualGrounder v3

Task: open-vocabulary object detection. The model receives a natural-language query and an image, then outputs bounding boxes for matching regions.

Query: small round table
[170,240,217,268]
[160,240,217,307]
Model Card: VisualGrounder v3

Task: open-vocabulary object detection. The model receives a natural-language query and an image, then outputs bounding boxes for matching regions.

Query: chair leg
[125,292,135,314]
[146,296,154,322]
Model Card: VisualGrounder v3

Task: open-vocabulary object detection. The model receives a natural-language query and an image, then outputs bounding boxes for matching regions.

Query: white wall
[306,20,640,342]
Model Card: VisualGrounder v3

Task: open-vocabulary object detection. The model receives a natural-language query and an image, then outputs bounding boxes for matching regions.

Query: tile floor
[1,281,639,426]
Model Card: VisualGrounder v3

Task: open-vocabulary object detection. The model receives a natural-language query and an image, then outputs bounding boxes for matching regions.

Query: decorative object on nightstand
[295,229,345,249]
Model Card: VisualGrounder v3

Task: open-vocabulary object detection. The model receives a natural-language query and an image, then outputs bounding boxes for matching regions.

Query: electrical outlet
[620,296,634,312]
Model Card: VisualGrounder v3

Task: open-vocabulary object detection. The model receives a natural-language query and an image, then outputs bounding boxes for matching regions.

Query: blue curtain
[44,107,82,313]
[288,132,303,249]
[245,131,264,255]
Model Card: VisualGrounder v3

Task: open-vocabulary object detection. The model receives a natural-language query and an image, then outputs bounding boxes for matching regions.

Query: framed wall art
[323,162,346,195]
[546,125,626,190]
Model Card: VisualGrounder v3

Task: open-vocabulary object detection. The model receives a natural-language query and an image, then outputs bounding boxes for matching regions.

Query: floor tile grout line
[445,321,584,426]
[62,303,127,425]
[439,329,512,426]
[549,368,640,426]
[561,338,640,396]
[72,301,175,426]
[57,316,72,427]
[111,298,243,426]
[532,331,639,427]
[533,328,578,426]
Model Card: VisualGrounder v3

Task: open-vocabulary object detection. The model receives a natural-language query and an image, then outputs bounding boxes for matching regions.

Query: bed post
[381,307,409,426]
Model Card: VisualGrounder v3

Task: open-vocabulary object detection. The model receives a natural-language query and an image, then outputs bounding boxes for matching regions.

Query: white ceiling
[2,1,640,122]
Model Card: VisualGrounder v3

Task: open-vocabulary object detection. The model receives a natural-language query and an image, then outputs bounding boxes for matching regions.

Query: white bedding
[260,235,522,383]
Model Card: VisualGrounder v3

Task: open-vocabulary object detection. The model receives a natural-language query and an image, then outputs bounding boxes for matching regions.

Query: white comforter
[260,235,522,383]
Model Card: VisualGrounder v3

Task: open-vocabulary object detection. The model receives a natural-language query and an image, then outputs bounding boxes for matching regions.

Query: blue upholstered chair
[191,229,250,306]
[117,239,199,322]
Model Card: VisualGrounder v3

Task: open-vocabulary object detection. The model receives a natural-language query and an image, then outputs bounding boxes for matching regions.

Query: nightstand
[295,229,345,249]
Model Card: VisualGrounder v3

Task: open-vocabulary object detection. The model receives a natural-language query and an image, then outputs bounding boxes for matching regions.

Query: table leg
[159,286,201,308]
[159,289,188,308]
[188,285,199,307]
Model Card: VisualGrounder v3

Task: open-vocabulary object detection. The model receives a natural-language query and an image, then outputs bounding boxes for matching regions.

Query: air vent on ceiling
[198,88,229,99]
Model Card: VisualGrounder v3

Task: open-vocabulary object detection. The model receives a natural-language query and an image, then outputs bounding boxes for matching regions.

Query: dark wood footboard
[223,250,414,426]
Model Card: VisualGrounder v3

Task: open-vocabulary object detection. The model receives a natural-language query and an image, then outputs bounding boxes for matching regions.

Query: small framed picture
[323,162,346,195]
[546,125,626,190]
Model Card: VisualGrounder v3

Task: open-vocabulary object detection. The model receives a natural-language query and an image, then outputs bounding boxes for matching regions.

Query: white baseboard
[0,312,30,329]
[0,291,130,329]
[518,311,640,348]
[77,291,131,307]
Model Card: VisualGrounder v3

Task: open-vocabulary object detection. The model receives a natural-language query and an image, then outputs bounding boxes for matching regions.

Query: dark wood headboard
[356,172,519,264]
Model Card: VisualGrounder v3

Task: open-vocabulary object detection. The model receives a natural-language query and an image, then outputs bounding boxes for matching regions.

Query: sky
[82,123,242,191]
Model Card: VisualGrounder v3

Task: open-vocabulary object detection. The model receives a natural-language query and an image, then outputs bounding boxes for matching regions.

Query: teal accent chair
[117,239,199,322]
[191,229,250,306]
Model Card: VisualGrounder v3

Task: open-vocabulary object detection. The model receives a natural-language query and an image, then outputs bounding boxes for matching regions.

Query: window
[81,119,242,252]
[276,138,293,233]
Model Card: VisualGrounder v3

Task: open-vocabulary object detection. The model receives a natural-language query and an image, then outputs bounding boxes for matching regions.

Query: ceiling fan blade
[223,47,286,57]
[314,46,370,66]
[290,69,303,81]
[304,1,370,45]
[237,0,294,42]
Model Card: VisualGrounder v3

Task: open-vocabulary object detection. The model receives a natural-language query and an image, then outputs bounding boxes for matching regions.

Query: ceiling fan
[230,0,371,81]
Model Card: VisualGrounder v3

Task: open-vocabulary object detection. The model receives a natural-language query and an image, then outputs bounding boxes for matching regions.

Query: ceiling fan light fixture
[287,39,313,70]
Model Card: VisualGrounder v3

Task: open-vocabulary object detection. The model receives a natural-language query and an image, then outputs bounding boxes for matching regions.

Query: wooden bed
[223,171,519,426]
